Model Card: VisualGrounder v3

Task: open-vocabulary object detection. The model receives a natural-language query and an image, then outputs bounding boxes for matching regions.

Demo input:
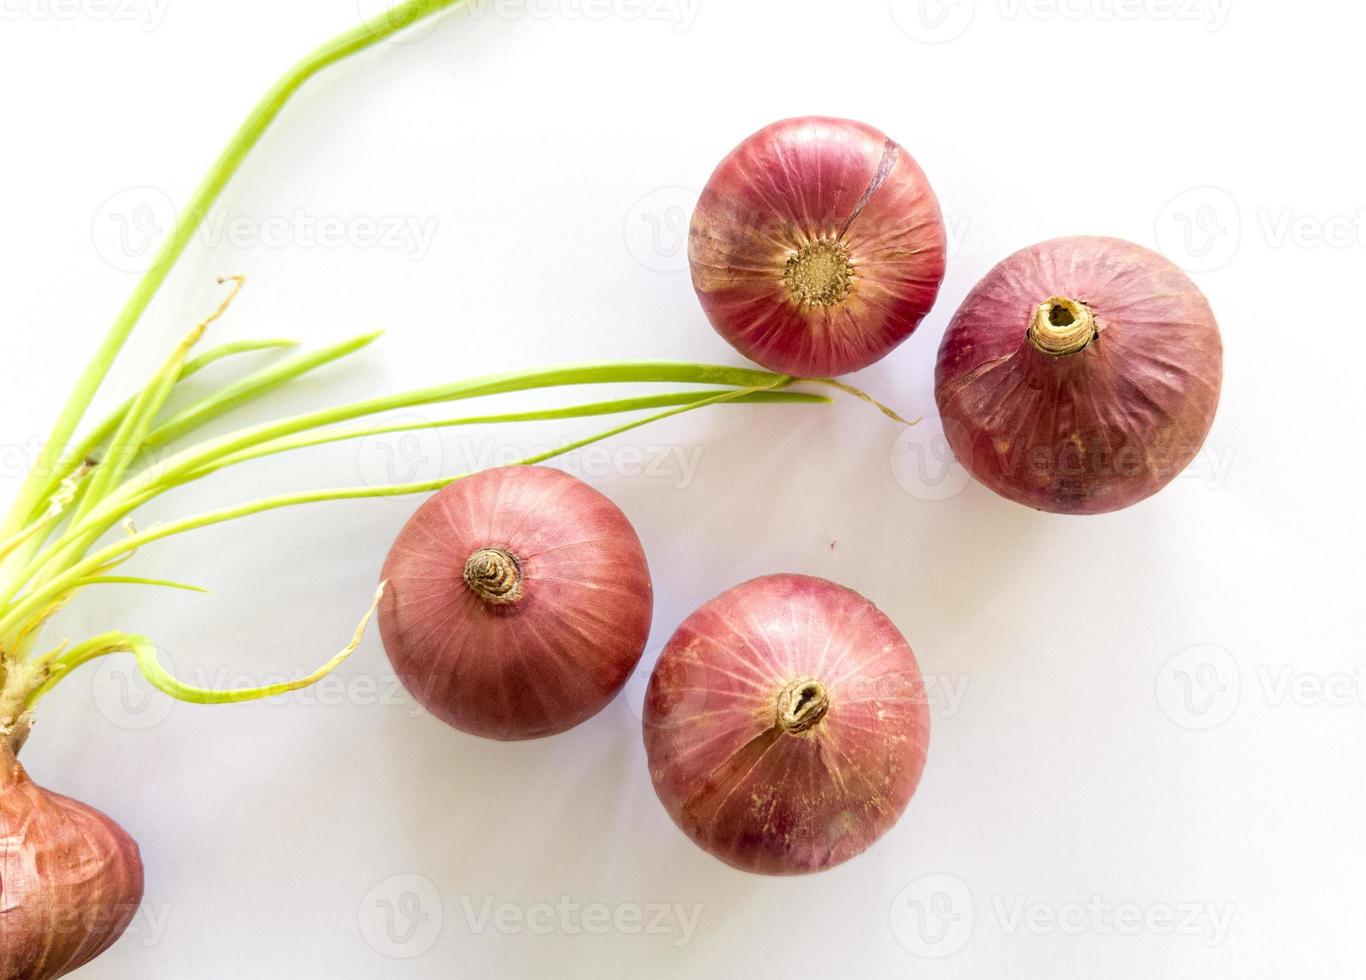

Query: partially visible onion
[379,465,653,741]
[689,116,947,378]
[643,574,929,875]
[935,236,1223,514]
[1,743,144,980]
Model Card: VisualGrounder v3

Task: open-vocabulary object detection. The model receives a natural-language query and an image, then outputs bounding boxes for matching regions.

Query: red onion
[689,116,947,378]
[1,743,144,980]
[379,466,653,741]
[935,236,1223,514]
[643,574,930,875]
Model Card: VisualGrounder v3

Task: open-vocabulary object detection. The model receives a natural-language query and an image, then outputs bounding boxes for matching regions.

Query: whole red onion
[1,743,144,980]
[935,236,1223,514]
[379,466,653,741]
[643,574,930,875]
[689,116,947,378]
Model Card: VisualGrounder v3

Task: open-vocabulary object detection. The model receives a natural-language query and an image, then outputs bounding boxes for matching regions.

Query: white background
[1,1,1362,977]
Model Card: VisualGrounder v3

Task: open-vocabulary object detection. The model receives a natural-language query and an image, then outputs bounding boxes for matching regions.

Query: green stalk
[0,371,812,621]
[182,340,300,378]
[76,577,209,594]
[143,331,384,451]
[5,331,377,584]
[1,339,297,580]
[7,387,819,601]
[64,338,301,486]
[0,381,784,664]
[24,363,791,590]
[24,587,376,709]
[0,0,469,542]
[8,388,819,600]
[172,389,819,482]
[67,278,247,528]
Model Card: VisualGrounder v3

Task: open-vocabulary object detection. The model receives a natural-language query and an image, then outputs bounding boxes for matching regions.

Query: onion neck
[464,547,524,605]
[1028,296,1097,356]
[0,733,21,782]
[776,678,829,734]
[0,653,40,757]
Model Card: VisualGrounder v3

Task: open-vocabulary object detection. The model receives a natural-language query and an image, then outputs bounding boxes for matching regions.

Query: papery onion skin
[689,117,947,378]
[935,236,1223,515]
[379,465,653,741]
[1,744,144,980]
[643,574,929,876]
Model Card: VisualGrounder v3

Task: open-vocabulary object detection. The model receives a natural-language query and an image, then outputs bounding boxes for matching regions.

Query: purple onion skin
[689,116,947,378]
[643,574,930,876]
[1,744,144,980]
[935,237,1223,515]
[380,466,653,741]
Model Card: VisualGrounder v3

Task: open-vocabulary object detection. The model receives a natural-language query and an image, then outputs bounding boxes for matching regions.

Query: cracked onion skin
[643,574,929,876]
[935,236,1223,515]
[379,465,653,741]
[689,116,947,378]
[1,743,144,980]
